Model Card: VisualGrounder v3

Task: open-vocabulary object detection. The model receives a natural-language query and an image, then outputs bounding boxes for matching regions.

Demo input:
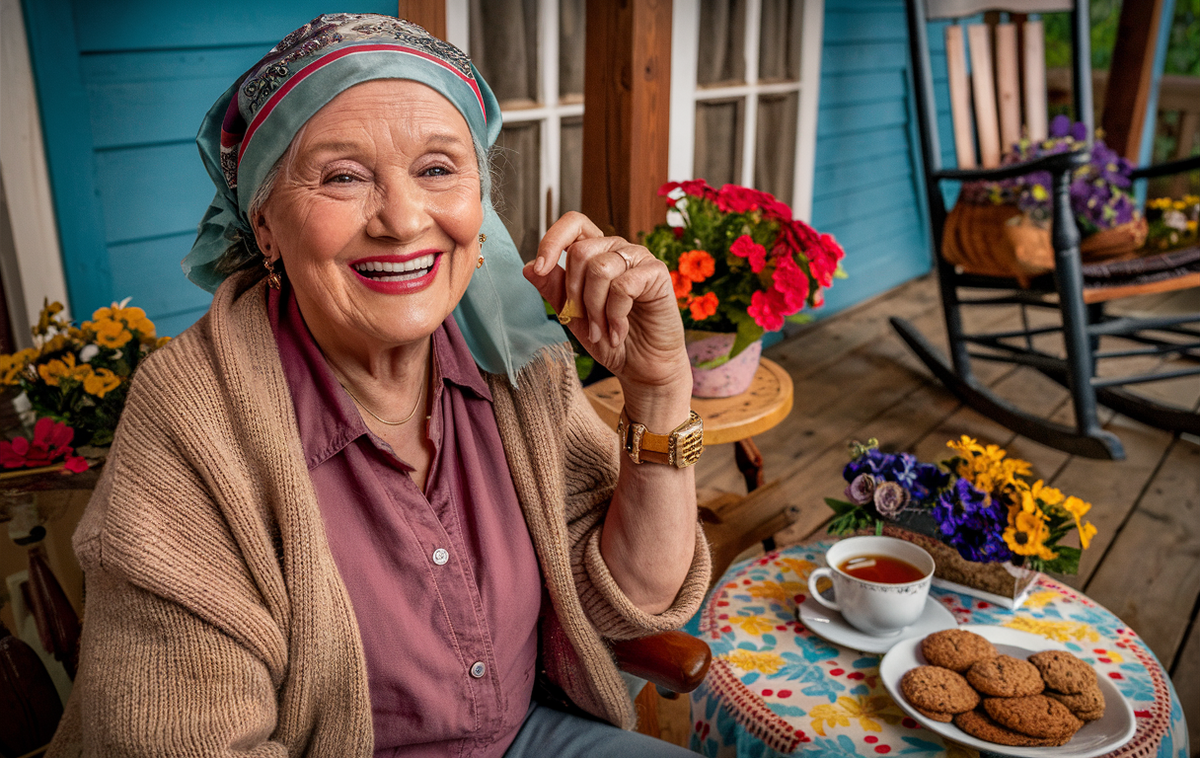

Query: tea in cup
[806,536,934,636]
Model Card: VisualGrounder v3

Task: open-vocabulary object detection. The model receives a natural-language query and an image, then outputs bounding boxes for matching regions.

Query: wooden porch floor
[656,274,1200,752]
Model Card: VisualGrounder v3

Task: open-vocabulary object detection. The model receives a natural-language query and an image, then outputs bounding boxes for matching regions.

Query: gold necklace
[341,381,424,426]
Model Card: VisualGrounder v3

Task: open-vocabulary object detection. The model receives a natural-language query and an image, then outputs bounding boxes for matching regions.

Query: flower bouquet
[0,299,168,450]
[1144,194,1199,252]
[825,437,1098,608]
[945,116,1146,280]
[642,180,845,396]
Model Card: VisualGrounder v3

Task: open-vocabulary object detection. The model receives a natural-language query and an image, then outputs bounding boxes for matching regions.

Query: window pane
[470,0,540,106]
[697,0,746,86]
[758,0,803,82]
[559,0,586,100]
[493,123,542,262]
[755,92,799,204]
[559,116,584,216]
[694,98,744,188]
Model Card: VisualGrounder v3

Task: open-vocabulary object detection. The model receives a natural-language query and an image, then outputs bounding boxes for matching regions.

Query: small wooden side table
[583,357,794,493]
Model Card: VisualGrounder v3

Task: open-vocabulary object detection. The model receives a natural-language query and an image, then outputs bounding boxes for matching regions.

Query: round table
[688,539,1189,758]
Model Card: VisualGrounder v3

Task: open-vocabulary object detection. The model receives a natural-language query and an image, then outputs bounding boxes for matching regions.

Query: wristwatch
[617,408,704,468]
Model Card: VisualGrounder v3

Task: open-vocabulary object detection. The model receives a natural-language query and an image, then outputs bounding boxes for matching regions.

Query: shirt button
[432,548,449,566]
[470,661,486,678]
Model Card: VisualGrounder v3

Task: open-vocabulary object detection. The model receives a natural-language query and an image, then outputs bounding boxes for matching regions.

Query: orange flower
[688,291,719,320]
[678,250,715,283]
[670,270,693,299]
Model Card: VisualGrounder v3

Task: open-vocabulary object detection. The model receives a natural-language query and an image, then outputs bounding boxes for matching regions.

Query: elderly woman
[47,14,709,758]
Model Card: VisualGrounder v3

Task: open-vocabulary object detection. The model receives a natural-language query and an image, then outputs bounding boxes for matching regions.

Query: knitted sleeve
[46,418,289,757]
[557,363,712,641]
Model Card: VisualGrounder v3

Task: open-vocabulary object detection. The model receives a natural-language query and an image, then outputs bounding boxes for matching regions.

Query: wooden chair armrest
[1129,154,1200,180]
[933,147,1088,183]
[611,631,712,694]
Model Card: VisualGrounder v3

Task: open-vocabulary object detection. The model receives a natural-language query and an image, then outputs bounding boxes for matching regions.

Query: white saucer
[797,593,957,654]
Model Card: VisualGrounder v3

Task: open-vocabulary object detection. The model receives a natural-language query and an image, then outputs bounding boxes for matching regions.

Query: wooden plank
[396,0,446,39]
[811,175,918,226]
[1022,20,1047,142]
[994,23,1021,154]
[818,42,909,75]
[944,25,976,170]
[816,99,910,138]
[816,71,908,108]
[809,151,914,200]
[1083,440,1200,666]
[580,0,672,240]
[94,143,215,244]
[812,125,919,168]
[107,233,214,319]
[967,24,1001,168]
[1101,0,1168,160]
[1171,619,1200,758]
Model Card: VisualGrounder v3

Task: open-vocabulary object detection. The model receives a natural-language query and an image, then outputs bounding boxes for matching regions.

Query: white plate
[797,593,958,654]
[879,624,1136,758]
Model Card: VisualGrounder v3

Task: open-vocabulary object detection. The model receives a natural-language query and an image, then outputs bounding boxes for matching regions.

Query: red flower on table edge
[0,417,89,474]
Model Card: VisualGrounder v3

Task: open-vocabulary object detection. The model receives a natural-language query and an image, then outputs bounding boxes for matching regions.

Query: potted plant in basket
[825,436,1098,608]
[642,180,846,397]
[0,298,169,482]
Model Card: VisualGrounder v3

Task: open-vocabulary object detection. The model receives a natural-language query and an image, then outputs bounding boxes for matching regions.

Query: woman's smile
[350,251,444,293]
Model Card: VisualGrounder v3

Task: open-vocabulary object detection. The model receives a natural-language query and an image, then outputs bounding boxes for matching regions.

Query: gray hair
[214,130,497,278]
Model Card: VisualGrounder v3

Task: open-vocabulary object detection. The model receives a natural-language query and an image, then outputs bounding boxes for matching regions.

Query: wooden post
[1101,0,1166,160]
[396,0,447,40]
[581,0,673,240]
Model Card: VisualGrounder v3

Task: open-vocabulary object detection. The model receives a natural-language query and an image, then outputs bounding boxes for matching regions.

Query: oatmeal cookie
[920,629,997,672]
[1029,650,1097,694]
[983,695,1084,740]
[953,709,1072,747]
[901,666,980,714]
[1046,684,1106,721]
[912,705,954,723]
[966,654,1044,697]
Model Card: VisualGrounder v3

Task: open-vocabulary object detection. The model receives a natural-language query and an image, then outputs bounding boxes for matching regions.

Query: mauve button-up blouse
[268,285,543,757]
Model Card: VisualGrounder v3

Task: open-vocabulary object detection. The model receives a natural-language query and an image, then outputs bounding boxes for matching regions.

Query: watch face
[670,413,705,467]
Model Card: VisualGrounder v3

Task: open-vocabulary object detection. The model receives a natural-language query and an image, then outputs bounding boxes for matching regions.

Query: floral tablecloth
[687,540,1189,758]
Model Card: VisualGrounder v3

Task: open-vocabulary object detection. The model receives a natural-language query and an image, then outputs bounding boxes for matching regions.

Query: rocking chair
[893,0,1200,460]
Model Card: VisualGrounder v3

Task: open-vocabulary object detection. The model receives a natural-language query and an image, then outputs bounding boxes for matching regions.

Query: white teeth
[354,254,436,275]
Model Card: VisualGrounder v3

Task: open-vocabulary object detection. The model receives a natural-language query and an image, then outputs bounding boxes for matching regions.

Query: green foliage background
[1043,0,1199,75]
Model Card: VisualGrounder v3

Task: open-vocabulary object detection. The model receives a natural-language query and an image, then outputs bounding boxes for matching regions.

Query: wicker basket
[942,203,1148,283]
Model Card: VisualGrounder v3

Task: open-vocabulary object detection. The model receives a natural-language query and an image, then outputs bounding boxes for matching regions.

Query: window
[451,0,585,262]
[669,0,824,219]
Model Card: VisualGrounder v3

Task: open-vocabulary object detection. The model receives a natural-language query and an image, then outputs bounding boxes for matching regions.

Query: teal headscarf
[184,13,564,377]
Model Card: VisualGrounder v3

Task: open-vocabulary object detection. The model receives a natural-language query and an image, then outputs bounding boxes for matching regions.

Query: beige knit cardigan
[47,272,710,757]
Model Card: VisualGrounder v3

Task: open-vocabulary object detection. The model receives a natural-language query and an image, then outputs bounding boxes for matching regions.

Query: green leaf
[833,264,848,280]
[728,311,765,358]
[785,312,813,325]
[824,498,856,515]
[1040,545,1082,575]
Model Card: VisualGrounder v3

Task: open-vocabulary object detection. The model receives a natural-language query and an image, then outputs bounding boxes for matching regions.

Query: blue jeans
[503,702,697,757]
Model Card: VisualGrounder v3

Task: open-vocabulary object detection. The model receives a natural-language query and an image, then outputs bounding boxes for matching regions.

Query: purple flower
[1049,114,1072,138]
[873,481,910,517]
[1069,120,1089,142]
[845,473,877,505]
[931,479,1012,563]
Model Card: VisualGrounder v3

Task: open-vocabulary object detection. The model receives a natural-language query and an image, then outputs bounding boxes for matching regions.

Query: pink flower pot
[685,331,763,398]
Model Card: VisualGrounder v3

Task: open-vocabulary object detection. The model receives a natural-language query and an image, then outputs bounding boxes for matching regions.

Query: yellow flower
[93,303,156,338]
[1062,496,1097,549]
[1003,507,1057,560]
[1029,480,1064,507]
[747,580,805,606]
[37,354,77,386]
[155,335,172,349]
[722,649,785,675]
[0,348,36,385]
[809,695,903,737]
[780,557,817,581]
[83,367,122,398]
[33,300,65,336]
[727,615,778,636]
[88,317,133,349]
[1003,617,1099,643]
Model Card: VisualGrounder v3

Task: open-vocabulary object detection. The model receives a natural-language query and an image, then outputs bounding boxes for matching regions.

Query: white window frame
[450,0,584,241]
[668,0,825,222]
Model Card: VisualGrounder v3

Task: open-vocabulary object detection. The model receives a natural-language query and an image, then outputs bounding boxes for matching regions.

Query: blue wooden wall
[25,0,938,337]
[808,0,933,317]
[21,0,395,336]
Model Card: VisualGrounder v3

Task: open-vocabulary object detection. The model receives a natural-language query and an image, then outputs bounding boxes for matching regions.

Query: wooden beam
[945,25,977,169]
[396,0,446,40]
[581,0,673,240]
[1101,0,1166,161]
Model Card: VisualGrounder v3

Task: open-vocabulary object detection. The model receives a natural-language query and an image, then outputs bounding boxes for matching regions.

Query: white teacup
[807,536,934,637]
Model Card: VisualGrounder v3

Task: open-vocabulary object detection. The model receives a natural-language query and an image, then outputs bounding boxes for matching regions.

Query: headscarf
[184,13,565,378]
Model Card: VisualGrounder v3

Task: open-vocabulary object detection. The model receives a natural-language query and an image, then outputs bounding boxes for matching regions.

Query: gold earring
[477,233,486,268]
[263,256,282,290]
[478,233,487,245]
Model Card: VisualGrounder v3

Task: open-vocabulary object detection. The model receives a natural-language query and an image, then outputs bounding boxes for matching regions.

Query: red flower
[0,417,88,473]
[716,184,770,215]
[748,288,788,331]
[688,291,719,321]
[670,270,693,299]
[678,250,716,282]
[809,233,844,287]
[772,255,810,312]
[730,235,768,273]
[660,179,717,201]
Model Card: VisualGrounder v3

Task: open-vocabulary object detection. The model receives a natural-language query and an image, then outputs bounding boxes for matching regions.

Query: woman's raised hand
[523,212,692,404]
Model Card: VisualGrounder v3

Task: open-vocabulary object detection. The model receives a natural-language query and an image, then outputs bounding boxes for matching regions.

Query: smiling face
[254,79,483,360]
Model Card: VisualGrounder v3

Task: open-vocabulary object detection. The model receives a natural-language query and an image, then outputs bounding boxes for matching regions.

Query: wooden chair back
[911,0,1092,174]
